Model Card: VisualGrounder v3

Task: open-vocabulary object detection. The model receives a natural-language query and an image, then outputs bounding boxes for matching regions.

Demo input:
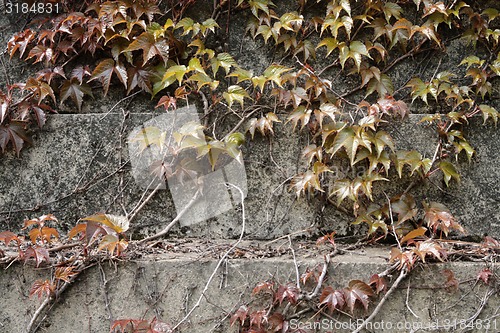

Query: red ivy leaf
[29,279,54,300]
[275,283,299,305]
[252,281,274,295]
[477,268,493,285]
[343,280,374,313]
[24,246,50,267]
[155,95,177,111]
[230,305,248,326]
[443,269,459,291]
[89,59,128,96]
[320,286,345,313]
[124,32,169,65]
[369,274,387,294]
[0,231,20,246]
[127,65,153,95]
[0,121,32,156]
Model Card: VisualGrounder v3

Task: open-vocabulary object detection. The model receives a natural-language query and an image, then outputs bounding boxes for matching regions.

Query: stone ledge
[0,246,497,333]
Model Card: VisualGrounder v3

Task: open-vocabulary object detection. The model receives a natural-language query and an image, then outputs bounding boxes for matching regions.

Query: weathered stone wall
[0,2,499,333]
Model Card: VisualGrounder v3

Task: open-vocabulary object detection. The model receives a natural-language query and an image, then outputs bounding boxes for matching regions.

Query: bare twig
[307,255,330,300]
[405,276,420,318]
[288,235,301,289]
[138,189,201,243]
[351,268,408,333]
[128,183,163,223]
[170,183,246,332]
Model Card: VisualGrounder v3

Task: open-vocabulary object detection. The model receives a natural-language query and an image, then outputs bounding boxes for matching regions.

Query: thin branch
[307,255,330,300]
[288,235,300,289]
[128,183,162,223]
[351,268,408,333]
[138,189,201,243]
[170,183,246,332]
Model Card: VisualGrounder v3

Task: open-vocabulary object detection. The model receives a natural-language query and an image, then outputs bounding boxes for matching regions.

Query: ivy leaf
[263,64,292,87]
[24,78,56,104]
[82,214,129,234]
[26,45,54,66]
[343,280,373,313]
[89,59,128,96]
[211,53,236,75]
[407,77,439,104]
[320,286,345,313]
[412,240,446,263]
[223,85,251,108]
[287,106,312,130]
[339,41,371,72]
[24,246,50,267]
[60,78,93,111]
[400,227,427,245]
[479,105,498,126]
[230,305,248,327]
[369,274,388,295]
[30,280,54,300]
[366,74,394,97]
[371,130,395,158]
[423,202,464,236]
[391,194,417,225]
[317,37,340,57]
[124,32,169,65]
[394,150,432,177]
[328,127,372,165]
[98,234,128,256]
[382,2,402,22]
[439,161,460,186]
[54,266,78,283]
[0,231,20,246]
[275,283,299,305]
[0,121,32,156]
[126,65,152,95]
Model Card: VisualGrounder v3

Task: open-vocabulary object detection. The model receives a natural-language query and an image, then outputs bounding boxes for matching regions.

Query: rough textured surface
[0,246,498,333]
[0,111,498,239]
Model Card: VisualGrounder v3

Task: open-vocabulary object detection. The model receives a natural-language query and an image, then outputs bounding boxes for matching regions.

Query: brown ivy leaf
[230,305,248,326]
[423,202,464,236]
[320,286,345,313]
[343,280,374,313]
[60,78,93,111]
[477,268,493,285]
[54,266,78,283]
[26,45,54,66]
[24,246,50,267]
[127,65,153,95]
[97,234,128,256]
[400,227,427,245]
[29,279,54,300]
[390,247,417,270]
[7,29,35,59]
[391,194,417,225]
[156,95,177,111]
[71,66,92,84]
[124,32,169,65]
[369,274,387,294]
[89,59,128,96]
[275,284,299,305]
[412,240,446,263]
[443,269,459,292]
[0,121,32,156]
[28,227,59,244]
[0,231,20,246]
[267,312,287,332]
[249,309,267,329]
[252,281,274,295]
[24,78,56,104]
[82,213,129,234]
